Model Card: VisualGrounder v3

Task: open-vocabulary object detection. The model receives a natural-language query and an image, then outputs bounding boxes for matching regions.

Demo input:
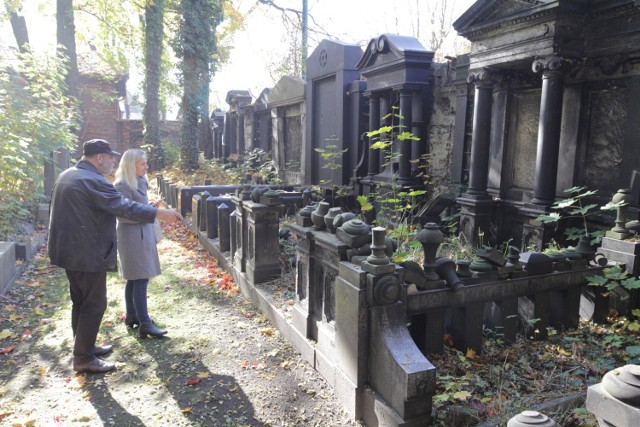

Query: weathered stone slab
[0,242,16,294]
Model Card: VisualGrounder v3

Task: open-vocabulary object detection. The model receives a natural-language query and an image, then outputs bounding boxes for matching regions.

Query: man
[48,139,182,374]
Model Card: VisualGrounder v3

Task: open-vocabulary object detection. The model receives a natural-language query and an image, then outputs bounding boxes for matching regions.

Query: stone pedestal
[232,195,248,273]
[456,195,495,246]
[289,224,314,338]
[598,237,640,275]
[244,201,283,284]
[519,206,558,252]
[587,365,640,427]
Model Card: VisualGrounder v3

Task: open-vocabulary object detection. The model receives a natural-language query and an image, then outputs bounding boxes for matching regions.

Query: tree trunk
[181,50,200,171]
[143,0,166,171]
[4,1,30,53]
[56,0,82,137]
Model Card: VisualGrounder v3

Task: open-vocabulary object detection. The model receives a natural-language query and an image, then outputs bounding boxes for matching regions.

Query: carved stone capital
[466,68,497,88]
[532,56,569,78]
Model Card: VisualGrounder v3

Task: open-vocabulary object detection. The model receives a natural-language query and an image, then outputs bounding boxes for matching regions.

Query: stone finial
[367,227,390,266]
[361,227,395,275]
[417,223,444,281]
[507,410,557,427]
[607,188,634,239]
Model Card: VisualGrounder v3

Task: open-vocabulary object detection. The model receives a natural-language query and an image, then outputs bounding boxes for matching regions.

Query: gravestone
[305,39,362,186]
[211,108,225,159]
[253,88,272,153]
[268,76,305,185]
[224,90,252,159]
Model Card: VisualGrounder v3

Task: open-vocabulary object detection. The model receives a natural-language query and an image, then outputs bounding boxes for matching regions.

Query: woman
[114,149,167,338]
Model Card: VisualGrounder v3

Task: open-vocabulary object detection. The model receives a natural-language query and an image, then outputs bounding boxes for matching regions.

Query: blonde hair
[114,149,148,190]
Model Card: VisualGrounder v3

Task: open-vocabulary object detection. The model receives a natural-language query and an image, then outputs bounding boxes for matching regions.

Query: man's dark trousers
[65,270,107,365]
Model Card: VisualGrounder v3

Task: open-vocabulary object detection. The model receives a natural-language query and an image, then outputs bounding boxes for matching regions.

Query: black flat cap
[83,139,121,157]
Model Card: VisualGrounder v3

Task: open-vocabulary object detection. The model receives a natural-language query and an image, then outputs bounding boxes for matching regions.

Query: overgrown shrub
[0,49,78,239]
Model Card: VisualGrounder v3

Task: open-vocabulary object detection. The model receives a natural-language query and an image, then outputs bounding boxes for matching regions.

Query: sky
[0,0,477,118]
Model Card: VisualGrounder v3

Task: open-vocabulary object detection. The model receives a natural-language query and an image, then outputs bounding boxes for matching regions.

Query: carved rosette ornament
[532,56,569,78]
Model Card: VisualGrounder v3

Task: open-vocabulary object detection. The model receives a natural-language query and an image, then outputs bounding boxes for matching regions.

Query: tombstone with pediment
[356,34,434,190]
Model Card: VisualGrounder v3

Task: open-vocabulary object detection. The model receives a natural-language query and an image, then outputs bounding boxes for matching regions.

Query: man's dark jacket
[48,160,157,272]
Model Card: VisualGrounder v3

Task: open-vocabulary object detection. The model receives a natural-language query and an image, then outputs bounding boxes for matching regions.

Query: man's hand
[156,208,183,223]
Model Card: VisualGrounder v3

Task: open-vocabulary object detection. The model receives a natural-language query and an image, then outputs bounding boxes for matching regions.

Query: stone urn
[298,203,316,219]
[332,212,357,230]
[324,207,342,233]
[455,260,473,278]
[311,201,330,230]
[573,235,596,261]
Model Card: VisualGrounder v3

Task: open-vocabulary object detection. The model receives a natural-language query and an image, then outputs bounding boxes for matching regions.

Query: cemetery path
[0,220,362,427]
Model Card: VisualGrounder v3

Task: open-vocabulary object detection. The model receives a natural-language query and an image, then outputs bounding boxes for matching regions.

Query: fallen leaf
[0,330,15,340]
[0,345,16,354]
[453,390,472,401]
[197,372,209,378]
[181,407,192,414]
[466,348,477,359]
[187,377,201,385]
[261,328,274,336]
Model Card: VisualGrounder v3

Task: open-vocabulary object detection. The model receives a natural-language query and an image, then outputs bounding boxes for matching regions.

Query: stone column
[398,91,413,186]
[378,95,390,173]
[367,96,381,177]
[456,69,496,245]
[529,57,567,207]
[237,107,246,160]
[463,69,494,200]
[411,92,424,176]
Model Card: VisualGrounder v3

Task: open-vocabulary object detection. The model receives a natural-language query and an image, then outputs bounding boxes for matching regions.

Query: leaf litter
[0,217,361,426]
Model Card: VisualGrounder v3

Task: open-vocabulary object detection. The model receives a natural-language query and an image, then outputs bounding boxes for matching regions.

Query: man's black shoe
[74,358,116,374]
[94,345,113,357]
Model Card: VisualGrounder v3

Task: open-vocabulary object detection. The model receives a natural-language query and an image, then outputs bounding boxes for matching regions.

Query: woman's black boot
[139,321,167,338]
[124,315,140,327]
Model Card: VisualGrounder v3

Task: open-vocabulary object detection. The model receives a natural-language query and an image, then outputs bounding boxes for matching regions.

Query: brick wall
[77,74,181,156]
[78,75,122,154]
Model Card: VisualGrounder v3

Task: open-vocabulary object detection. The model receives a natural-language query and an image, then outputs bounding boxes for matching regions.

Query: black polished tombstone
[304,39,362,186]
